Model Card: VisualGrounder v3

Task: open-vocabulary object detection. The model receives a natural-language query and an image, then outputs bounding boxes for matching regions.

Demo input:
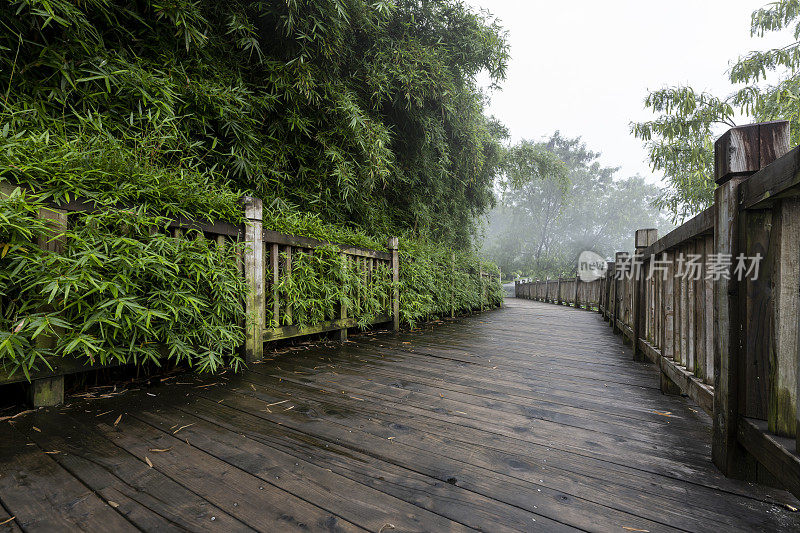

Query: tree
[632,0,800,222]
[0,0,509,247]
[482,133,670,279]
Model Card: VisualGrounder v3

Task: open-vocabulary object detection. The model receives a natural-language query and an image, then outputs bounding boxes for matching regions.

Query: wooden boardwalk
[1,298,799,532]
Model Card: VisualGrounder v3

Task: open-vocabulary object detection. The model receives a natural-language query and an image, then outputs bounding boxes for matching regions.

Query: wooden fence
[1,191,498,407]
[515,121,800,498]
[514,274,605,310]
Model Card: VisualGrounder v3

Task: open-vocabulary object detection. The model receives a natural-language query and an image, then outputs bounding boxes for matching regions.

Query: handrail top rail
[262,229,392,260]
[740,144,800,210]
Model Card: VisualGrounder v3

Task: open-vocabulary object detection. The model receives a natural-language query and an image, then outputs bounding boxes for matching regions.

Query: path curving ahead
[1,298,799,531]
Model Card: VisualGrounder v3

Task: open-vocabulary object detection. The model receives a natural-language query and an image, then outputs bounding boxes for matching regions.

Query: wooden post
[242,196,264,364]
[29,207,68,407]
[604,261,614,320]
[712,121,790,476]
[612,252,628,333]
[768,198,800,438]
[557,278,562,305]
[633,229,658,362]
[574,276,580,309]
[388,237,400,331]
[660,250,680,393]
[451,252,456,317]
[338,252,348,342]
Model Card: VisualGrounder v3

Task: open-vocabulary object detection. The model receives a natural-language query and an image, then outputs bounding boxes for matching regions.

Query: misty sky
[468,0,792,185]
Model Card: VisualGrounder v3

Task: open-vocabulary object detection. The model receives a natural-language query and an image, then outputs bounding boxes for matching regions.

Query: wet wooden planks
[1,298,799,532]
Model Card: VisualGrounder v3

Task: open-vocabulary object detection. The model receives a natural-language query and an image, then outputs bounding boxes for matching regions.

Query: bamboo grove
[0,1,505,376]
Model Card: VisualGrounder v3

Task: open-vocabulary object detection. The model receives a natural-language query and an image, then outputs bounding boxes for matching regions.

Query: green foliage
[399,239,501,329]
[0,0,506,378]
[482,133,670,279]
[0,188,247,378]
[632,0,800,221]
[270,245,392,329]
[263,204,385,251]
[0,0,508,245]
[0,132,244,223]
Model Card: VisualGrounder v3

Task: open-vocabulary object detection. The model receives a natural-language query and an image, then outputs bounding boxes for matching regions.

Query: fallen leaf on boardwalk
[387,436,395,440]
[250,384,256,391]
[44,450,61,454]
[622,528,649,532]
[114,414,123,427]
[652,411,675,418]
[145,456,153,468]
[96,410,112,417]
[378,523,396,533]
[148,448,172,453]
[0,517,15,526]
[786,504,798,512]
[108,501,119,508]
[350,396,365,401]
[284,406,294,411]
[265,400,289,407]
[0,410,34,422]
[173,423,194,434]
[31,426,41,432]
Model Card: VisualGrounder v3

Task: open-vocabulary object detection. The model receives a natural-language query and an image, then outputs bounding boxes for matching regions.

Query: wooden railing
[0,183,244,407]
[1,190,499,406]
[515,121,800,498]
[242,198,398,363]
[514,274,605,310]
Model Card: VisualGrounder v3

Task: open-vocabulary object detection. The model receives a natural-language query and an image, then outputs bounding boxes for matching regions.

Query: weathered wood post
[557,278,562,305]
[338,252,348,342]
[612,252,628,334]
[604,261,614,320]
[633,229,658,362]
[712,121,790,476]
[29,206,69,406]
[451,252,456,317]
[1,184,70,406]
[574,275,580,309]
[242,196,264,364]
[660,248,680,394]
[770,198,800,440]
[388,237,400,331]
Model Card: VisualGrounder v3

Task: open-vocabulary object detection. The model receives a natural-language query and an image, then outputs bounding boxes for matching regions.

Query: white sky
[468,0,793,185]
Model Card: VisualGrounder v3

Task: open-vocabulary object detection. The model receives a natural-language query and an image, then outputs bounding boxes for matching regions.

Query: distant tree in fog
[482,132,671,279]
